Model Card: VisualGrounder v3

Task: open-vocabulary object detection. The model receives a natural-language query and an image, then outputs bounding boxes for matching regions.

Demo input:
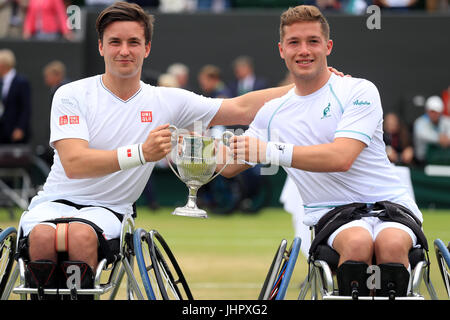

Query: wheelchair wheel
[434,239,450,298]
[259,239,287,300]
[146,230,193,300]
[259,237,301,300]
[133,228,158,300]
[0,227,17,297]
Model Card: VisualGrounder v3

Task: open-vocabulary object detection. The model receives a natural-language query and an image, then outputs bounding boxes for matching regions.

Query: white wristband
[266,141,294,167]
[117,143,146,170]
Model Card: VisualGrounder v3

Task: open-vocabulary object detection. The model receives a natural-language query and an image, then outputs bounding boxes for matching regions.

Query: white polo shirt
[29,75,222,215]
[245,73,421,226]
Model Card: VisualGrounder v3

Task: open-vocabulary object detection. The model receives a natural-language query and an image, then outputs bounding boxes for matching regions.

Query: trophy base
[172,206,208,219]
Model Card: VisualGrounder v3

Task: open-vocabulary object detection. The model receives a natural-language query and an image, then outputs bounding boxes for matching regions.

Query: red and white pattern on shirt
[141,111,152,122]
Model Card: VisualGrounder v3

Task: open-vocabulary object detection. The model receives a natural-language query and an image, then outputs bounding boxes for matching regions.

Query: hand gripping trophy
[166,125,234,218]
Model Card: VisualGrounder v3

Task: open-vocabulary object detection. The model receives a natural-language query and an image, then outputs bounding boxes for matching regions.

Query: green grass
[0,206,449,300]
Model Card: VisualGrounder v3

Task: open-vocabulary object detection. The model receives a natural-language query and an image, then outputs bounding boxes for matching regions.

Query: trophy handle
[206,130,235,183]
[166,125,183,180]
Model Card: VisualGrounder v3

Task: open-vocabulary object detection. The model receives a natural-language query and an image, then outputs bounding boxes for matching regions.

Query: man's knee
[333,227,374,264]
[68,223,98,247]
[29,224,57,261]
[374,228,412,265]
[67,223,98,267]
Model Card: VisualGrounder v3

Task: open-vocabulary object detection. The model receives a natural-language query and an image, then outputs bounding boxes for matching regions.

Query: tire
[147,230,193,300]
[258,239,287,300]
[133,228,157,300]
[0,227,17,297]
[434,239,450,298]
[259,237,301,300]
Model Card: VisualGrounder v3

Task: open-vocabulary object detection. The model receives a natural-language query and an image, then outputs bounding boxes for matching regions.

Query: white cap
[425,95,444,113]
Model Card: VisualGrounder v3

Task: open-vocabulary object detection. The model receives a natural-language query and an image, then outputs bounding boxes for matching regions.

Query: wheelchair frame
[298,229,439,300]
[259,237,301,300]
[134,229,193,300]
[434,239,450,299]
[0,211,196,300]
[2,213,147,300]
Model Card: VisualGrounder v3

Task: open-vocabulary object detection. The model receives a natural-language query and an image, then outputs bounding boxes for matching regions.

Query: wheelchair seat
[1,213,147,300]
[311,244,425,273]
[299,243,438,300]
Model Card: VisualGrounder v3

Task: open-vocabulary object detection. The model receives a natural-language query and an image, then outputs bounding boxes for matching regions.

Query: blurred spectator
[413,95,450,164]
[23,0,73,41]
[159,0,196,12]
[442,85,449,116]
[38,60,69,164]
[228,55,267,132]
[383,112,414,166]
[0,49,31,144]
[197,64,231,98]
[425,0,448,11]
[0,0,27,38]
[85,0,115,7]
[304,0,342,11]
[43,60,69,100]
[157,72,179,88]
[197,0,230,12]
[167,62,190,90]
[228,55,267,98]
[374,0,421,11]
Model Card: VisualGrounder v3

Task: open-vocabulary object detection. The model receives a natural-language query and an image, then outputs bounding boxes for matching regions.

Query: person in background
[413,95,450,164]
[197,64,231,99]
[228,55,267,98]
[167,62,190,90]
[23,0,73,40]
[43,60,69,100]
[0,48,31,144]
[383,112,414,166]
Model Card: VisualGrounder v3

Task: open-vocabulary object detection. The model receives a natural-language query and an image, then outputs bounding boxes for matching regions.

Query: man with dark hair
[20,1,296,293]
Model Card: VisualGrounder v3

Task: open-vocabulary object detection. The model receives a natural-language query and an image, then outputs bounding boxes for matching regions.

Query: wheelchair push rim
[146,229,194,300]
[434,239,450,298]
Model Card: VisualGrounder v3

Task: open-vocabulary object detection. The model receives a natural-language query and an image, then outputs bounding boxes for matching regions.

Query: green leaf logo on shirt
[321,103,331,119]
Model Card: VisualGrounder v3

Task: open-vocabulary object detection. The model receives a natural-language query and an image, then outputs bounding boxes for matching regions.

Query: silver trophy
[166,125,233,218]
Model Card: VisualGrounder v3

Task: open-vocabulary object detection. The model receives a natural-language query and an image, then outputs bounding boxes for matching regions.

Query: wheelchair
[0,211,193,300]
[258,237,301,300]
[297,228,439,300]
[0,227,17,298]
[434,239,450,299]
[134,228,193,300]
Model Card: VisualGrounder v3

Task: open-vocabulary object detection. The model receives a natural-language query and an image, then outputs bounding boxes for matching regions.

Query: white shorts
[20,201,123,240]
[327,217,418,249]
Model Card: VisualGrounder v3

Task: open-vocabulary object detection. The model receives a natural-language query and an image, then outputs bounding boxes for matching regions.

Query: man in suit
[228,55,268,98]
[0,49,31,144]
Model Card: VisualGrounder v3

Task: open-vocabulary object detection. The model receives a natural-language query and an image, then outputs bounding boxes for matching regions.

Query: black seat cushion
[312,245,425,272]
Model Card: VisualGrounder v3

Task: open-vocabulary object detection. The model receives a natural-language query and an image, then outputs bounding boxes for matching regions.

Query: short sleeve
[334,80,383,147]
[169,88,222,133]
[243,107,270,142]
[49,85,89,148]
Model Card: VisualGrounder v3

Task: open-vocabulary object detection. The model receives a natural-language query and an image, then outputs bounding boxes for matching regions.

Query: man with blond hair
[221,5,427,298]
